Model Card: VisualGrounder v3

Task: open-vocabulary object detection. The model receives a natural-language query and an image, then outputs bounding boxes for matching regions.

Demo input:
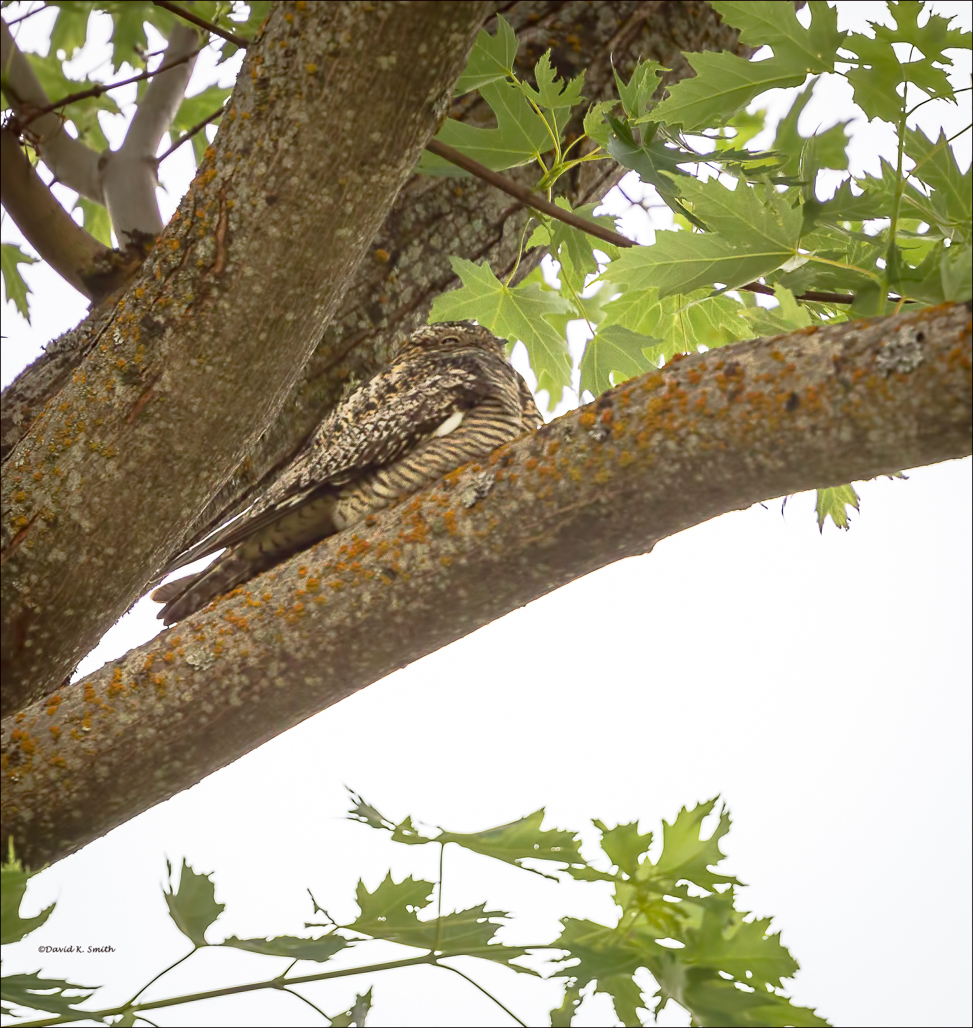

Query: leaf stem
[437,963,529,1027]
[7,955,438,1028]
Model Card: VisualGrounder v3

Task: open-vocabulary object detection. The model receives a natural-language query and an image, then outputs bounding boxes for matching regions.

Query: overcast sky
[2,3,970,1027]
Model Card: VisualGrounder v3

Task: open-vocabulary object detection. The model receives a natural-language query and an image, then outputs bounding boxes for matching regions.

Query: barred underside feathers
[152,322,540,625]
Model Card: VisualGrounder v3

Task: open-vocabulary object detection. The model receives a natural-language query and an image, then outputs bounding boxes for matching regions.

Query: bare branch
[0,18,103,201]
[157,105,224,163]
[7,46,202,130]
[425,137,635,248]
[152,0,251,50]
[4,302,969,867]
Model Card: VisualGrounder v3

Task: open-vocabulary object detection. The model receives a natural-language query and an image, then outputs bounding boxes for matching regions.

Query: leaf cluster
[425,3,970,527]
[3,796,830,1026]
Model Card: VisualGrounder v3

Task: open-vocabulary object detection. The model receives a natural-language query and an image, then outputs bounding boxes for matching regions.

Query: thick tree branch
[1,0,493,716]
[4,302,969,868]
[0,128,120,302]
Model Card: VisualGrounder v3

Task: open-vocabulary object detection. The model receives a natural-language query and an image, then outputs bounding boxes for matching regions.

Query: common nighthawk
[152,322,541,624]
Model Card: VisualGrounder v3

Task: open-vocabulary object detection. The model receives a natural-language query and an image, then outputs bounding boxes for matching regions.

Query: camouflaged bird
[152,322,542,625]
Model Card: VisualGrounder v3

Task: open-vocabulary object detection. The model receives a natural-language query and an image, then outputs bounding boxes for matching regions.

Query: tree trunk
[1,0,492,714]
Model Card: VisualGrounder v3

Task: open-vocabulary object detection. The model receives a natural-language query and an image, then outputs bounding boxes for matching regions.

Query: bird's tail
[151,552,257,626]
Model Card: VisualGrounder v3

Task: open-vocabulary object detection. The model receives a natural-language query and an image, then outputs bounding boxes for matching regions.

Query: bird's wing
[155,354,492,577]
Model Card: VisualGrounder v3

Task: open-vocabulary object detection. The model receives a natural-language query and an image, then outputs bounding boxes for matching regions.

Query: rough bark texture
[1,0,492,714]
[1,2,752,545]
[4,302,970,868]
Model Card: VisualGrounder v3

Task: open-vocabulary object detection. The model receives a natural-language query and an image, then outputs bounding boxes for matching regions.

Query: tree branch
[152,0,251,50]
[0,129,115,301]
[0,18,103,201]
[425,138,863,306]
[4,302,969,867]
[103,23,202,243]
[1,0,493,716]
[157,105,224,163]
[8,45,203,129]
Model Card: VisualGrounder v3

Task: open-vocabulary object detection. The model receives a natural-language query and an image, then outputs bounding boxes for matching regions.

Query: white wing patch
[433,410,465,437]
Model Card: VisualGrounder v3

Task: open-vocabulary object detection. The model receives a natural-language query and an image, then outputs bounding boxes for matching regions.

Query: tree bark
[1,0,492,714]
[4,302,970,868]
[1,1,752,566]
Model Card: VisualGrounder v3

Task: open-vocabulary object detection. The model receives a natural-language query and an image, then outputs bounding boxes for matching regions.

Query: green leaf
[1,243,39,322]
[550,982,583,1027]
[597,972,646,1027]
[815,484,860,531]
[644,50,806,130]
[941,243,972,302]
[163,859,224,947]
[681,970,830,1027]
[600,285,754,363]
[606,117,701,227]
[453,14,518,94]
[613,60,664,120]
[583,100,616,147]
[594,820,654,878]
[330,989,373,1027]
[845,60,904,125]
[609,177,802,297]
[421,78,553,174]
[519,49,584,140]
[0,972,97,1018]
[74,197,113,248]
[904,128,972,231]
[870,1,970,79]
[547,198,619,292]
[348,873,435,943]
[437,808,586,874]
[49,2,92,60]
[681,891,798,989]
[579,324,657,397]
[430,257,572,408]
[651,799,741,892]
[1,855,54,946]
[222,933,349,962]
[710,1,843,73]
[771,81,849,185]
[348,874,529,967]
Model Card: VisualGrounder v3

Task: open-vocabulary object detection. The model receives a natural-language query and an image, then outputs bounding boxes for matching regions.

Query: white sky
[1,3,971,1027]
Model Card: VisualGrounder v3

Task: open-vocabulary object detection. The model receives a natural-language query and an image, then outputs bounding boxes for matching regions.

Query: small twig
[157,106,224,162]
[437,963,529,1027]
[5,3,46,27]
[152,1,251,49]
[14,48,204,129]
[426,138,635,251]
[426,138,870,306]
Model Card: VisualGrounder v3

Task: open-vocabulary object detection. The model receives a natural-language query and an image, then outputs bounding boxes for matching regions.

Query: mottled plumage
[152,322,541,624]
